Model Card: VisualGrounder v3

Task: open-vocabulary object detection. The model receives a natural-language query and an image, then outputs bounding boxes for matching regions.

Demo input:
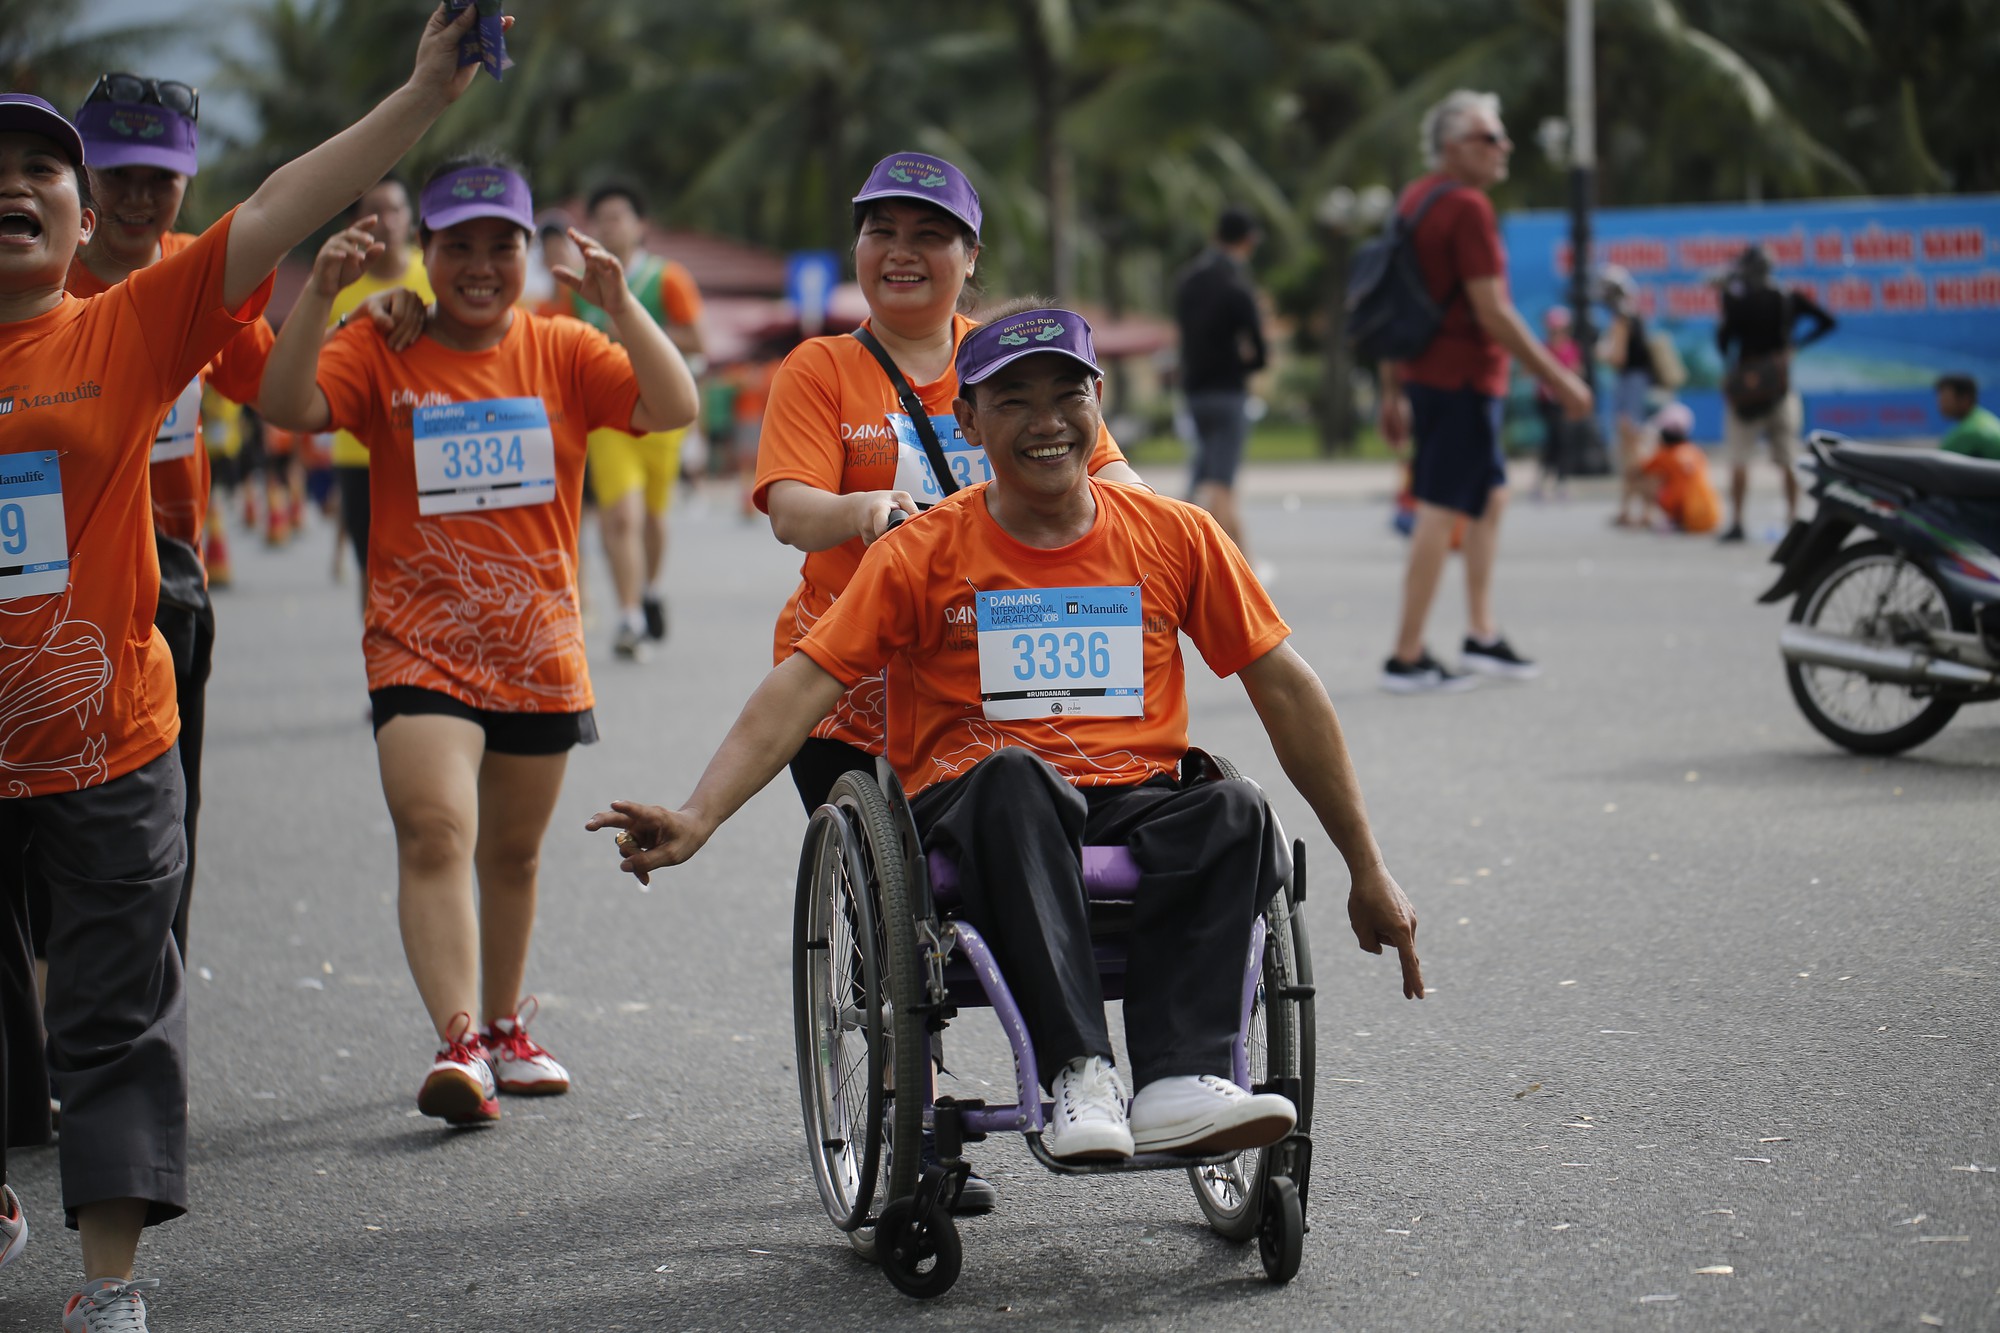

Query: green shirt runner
[1940,405,2000,461]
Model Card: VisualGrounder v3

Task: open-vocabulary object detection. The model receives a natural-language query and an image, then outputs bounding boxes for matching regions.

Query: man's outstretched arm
[586,654,846,883]
[1238,641,1426,999]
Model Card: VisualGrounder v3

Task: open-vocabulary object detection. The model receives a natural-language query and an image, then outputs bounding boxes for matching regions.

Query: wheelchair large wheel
[794,803,886,1232]
[825,772,930,1212]
[1190,884,1309,1241]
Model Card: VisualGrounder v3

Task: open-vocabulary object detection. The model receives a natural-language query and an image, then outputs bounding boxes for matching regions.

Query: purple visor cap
[420,164,535,234]
[0,94,86,167]
[956,308,1102,387]
[75,100,197,176]
[852,152,981,238]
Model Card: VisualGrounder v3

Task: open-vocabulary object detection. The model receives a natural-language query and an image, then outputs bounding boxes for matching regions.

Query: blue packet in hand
[445,0,510,80]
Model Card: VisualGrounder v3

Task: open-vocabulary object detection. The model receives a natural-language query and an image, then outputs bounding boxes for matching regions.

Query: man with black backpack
[1715,244,1836,542]
[1367,89,1591,694]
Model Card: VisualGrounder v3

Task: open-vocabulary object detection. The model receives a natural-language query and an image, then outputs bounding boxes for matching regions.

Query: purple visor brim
[852,151,981,238]
[420,165,535,234]
[74,101,197,176]
[956,308,1102,386]
[0,94,87,167]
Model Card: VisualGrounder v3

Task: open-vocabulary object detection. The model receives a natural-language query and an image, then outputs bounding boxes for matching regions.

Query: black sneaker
[1461,635,1541,680]
[921,1130,997,1214]
[1379,650,1479,695]
[642,594,668,642]
[1717,524,1747,543]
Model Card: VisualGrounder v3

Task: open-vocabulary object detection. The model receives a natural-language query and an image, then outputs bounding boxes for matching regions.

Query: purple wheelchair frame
[923,848,1267,1164]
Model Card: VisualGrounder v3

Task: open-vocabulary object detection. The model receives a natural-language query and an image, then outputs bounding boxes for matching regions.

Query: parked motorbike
[1759,431,2000,754]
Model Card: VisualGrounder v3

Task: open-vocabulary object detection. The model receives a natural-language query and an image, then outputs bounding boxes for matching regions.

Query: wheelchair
[791,750,1317,1298]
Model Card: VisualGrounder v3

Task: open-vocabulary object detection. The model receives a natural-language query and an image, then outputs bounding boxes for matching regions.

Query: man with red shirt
[592,309,1424,1171]
[1377,90,1591,693]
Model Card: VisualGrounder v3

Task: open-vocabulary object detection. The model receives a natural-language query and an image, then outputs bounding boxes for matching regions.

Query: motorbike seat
[1829,442,2000,501]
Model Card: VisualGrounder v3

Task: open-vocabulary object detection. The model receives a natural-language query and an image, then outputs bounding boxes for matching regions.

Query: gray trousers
[1,748,189,1228]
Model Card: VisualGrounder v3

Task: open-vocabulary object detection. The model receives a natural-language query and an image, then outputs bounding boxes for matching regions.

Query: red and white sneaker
[417,1013,499,1125]
[482,996,570,1096]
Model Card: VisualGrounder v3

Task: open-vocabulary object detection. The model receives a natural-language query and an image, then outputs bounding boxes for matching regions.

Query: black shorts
[369,687,599,756]
[1407,384,1507,519]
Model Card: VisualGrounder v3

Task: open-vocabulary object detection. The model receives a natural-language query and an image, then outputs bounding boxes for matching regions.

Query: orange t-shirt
[1643,443,1720,533]
[0,210,272,797]
[753,315,1128,754]
[63,231,276,553]
[314,310,642,713]
[795,481,1289,795]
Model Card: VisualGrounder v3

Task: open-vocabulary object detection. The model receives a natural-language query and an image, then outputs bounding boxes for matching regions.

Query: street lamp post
[1567,0,1598,402]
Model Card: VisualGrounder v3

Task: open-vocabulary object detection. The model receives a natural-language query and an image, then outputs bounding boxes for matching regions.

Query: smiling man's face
[956,352,1103,505]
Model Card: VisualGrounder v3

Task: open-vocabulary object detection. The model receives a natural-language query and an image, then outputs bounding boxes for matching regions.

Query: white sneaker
[0,1183,24,1271]
[1042,1055,1134,1161]
[417,1012,500,1125]
[1129,1074,1296,1155]
[482,996,570,1096]
[63,1277,159,1332]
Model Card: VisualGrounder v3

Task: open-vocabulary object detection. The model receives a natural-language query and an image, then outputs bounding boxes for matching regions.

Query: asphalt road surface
[5,475,1995,1331]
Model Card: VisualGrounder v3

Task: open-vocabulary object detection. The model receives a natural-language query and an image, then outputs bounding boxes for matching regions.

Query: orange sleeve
[1088,418,1127,472]
[753,341,848,512]
[1177,502,1291,678]
[203,316,277,406]
[315,323,387,439]
[119,207,276,400]
[794,537,922,687]
[661,262,702,326]
[563,319,644,433]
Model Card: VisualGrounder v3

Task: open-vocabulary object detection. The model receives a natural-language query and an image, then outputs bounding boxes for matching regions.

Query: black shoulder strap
[1399,181,1466,313]
[851,326,958,499]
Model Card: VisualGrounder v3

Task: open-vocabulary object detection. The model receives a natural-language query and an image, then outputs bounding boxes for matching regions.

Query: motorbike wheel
[1786,539,1965,755]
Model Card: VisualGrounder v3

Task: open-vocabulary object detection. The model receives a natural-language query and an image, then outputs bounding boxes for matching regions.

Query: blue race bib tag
[411,397,557,516]
[891,412,990,505]
[975,585,1144,720]
[151,378,202,464]
[0,452,70,600]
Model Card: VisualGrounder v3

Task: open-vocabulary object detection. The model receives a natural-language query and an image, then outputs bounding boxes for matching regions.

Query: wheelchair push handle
[885,507,911,532]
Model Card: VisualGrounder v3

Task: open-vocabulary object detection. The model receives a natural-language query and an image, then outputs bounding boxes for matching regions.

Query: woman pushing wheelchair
[591,308,1422,1162]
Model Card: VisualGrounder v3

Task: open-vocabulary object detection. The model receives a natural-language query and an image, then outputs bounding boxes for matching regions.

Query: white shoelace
[73,1278,158,1333]
[1060,1057,1128,1124]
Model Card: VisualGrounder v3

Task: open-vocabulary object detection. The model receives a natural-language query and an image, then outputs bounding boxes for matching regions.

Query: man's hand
[360,286,427,351]
[585,801,711,887]
[853,488,919,544]
[312,224,383,300]
[1550,367,1594,421]
[1347,865,1426,999]
[550,227,630,318]
[1378,388,1411,449]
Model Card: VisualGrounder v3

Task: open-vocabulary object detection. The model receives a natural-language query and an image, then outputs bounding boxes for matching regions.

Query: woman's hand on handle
[855,489,919,545]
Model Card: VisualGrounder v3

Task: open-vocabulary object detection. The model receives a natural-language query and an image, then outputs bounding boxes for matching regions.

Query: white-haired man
[1377,89,1592,693]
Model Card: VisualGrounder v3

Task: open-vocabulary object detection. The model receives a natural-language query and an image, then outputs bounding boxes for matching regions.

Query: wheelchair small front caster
[875,1196,963,1298]
[1258,1175,1304,1284]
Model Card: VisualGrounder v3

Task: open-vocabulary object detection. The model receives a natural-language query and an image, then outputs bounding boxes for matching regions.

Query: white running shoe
[0,1183,24,1271]
[483,997,570,1096]
[1129,1074,1296,1155]
[1042,1055,1134,1161]
[417,1012,499,1126]
[62,1277,159,1332]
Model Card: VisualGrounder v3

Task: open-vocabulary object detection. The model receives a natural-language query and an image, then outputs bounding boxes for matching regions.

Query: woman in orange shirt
[259,156,698,1129]
[0,9,493,1328]
[754,151,1145,812]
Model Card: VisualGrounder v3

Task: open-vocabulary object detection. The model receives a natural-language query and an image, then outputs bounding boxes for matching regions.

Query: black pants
[336,464,370,579]
[153,596,214,960]
[789,736,876,813]
[909,748,1285,1090]
[1,750,189,1226]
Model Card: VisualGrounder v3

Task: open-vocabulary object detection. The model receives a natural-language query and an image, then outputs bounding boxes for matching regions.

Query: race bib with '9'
[975,585,1144,720]
[411,397,557,516]
[0,451,69,601]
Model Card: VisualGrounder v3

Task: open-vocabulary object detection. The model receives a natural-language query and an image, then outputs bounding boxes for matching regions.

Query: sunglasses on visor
[84,73,199,122]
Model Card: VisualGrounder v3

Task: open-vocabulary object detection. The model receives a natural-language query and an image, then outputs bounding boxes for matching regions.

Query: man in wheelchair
[591,309,1424,1169]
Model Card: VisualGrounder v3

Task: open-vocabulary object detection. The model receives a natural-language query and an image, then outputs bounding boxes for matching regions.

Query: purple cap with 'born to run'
[851,151,981,239]
[955,308,1102,387]
[74,100,197,176]
[0,94,86,167]
[419,164,535,234]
